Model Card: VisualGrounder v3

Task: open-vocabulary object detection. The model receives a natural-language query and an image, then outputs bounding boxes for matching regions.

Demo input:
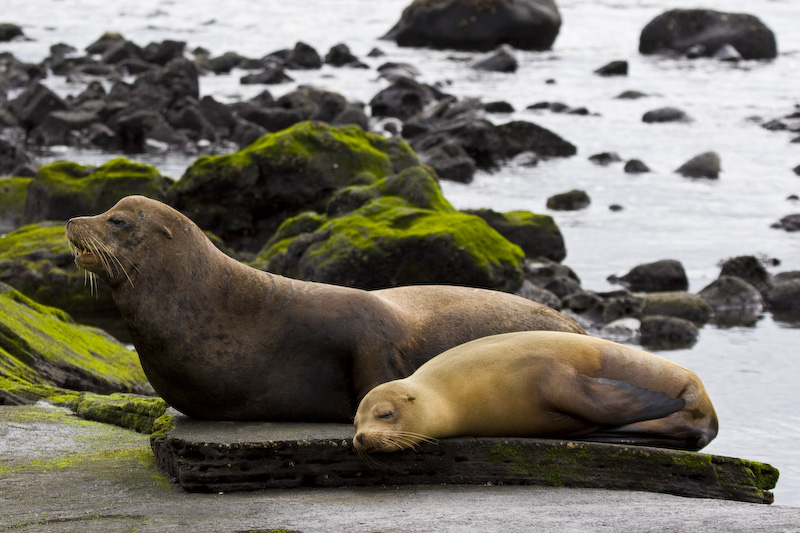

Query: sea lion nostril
[355,433,364,444]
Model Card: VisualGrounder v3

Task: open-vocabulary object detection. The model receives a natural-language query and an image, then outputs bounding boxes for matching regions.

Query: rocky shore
[2,0,800,511]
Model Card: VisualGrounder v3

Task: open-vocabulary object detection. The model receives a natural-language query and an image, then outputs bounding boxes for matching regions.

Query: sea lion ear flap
[161,226,173,239]
[407,396,416,402]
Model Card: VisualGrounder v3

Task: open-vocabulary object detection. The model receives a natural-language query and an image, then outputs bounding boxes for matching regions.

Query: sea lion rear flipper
[560,376,685,426]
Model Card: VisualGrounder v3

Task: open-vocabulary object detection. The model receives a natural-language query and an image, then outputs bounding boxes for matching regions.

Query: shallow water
[2,0,799,505]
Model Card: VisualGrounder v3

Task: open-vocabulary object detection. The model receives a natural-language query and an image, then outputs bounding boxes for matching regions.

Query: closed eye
[108,217,126,227]
[378,411,394,420]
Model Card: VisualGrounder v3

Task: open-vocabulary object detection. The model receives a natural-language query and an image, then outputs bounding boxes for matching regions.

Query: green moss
[0,176,32,228]
[34,157,168,201]
[329,164,454,215]
[0,222,71,264]
[0,283,149,396]
[179,121,418,192]
[0,222,116,313]
[318,197,522,274]
[150,413,175,441]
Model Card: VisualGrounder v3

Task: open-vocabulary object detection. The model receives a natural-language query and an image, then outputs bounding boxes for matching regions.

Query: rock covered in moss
[0,222,117,315]
[0,176,31,232]
[23,157,171,224]
[0,282,152,405]
[255,189,525,292]
[168,121,420,251]
[640,292,712,324]
[384,0,562,52]
[464,208,566,262]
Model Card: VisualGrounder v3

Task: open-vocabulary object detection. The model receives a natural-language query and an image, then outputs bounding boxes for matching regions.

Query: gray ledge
[151,411,778,504]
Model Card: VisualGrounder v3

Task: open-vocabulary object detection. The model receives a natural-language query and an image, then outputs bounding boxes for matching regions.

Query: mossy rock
[0,222,117,314]
[0,282,152,406]
[255,196,525,292]
[464,208,566,262]
[0,176,32,233]
[640,291,713,324]
[168,120,420,252]
[327,164,453,216]
[23,157,171,224]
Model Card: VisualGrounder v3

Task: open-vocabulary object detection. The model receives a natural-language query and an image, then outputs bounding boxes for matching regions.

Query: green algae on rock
[22,157,171,224]
[0,282,152,406]
[168,120,420,251]
[0,222,117,314]
[464,208,567,262]
[0,176,32,232]
[256,196,525,291]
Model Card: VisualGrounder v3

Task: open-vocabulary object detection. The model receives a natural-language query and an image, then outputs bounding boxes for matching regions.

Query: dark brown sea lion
[354,331,718,452]
[65,195,585,422]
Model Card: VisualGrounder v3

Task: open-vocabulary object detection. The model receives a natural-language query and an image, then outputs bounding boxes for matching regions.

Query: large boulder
[255,198,525,292]
[22,158,171,224]
[0,282,152,405]
[639,9,777,60]
[465,208,566,262]
[254,165,525,292]
[384,0,562,52]
[168,121,420,252]
[0,222,116,315]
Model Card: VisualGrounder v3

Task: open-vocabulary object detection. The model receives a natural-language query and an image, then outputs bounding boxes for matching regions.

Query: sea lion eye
[108,216,126,227]
[378,411,394,420]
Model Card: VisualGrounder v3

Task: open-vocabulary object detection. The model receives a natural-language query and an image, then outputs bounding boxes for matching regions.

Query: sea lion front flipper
[559,376,685,426]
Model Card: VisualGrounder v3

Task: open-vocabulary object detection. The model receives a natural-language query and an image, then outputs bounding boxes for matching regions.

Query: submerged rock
[698,276,764,326]
[384,0,562,52]
[643,107,692,124]
[676,152,721,179]
[594,60,628,77]
[639,315,698,350]
[609,259,689,293]
[771,214,800,232]
[639,9,777,60]
[546,190,590,211]
[470,45,518,73]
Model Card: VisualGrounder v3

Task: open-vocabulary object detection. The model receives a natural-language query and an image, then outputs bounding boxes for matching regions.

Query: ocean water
[2,0,799,506]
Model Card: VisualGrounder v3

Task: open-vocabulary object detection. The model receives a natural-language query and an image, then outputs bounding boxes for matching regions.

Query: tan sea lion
[353,331,718,452]
[64,195,585,422]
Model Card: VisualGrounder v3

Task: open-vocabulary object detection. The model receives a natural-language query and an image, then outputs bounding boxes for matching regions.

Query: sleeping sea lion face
[65,195,176,288]
[353,382,433,454]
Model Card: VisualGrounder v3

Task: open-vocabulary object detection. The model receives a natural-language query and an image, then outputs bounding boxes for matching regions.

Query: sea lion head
[65,195,200,289]
[352,380,435,454]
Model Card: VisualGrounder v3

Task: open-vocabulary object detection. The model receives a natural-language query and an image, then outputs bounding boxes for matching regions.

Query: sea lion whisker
[394,430,438,446]
[89,235,136,287]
